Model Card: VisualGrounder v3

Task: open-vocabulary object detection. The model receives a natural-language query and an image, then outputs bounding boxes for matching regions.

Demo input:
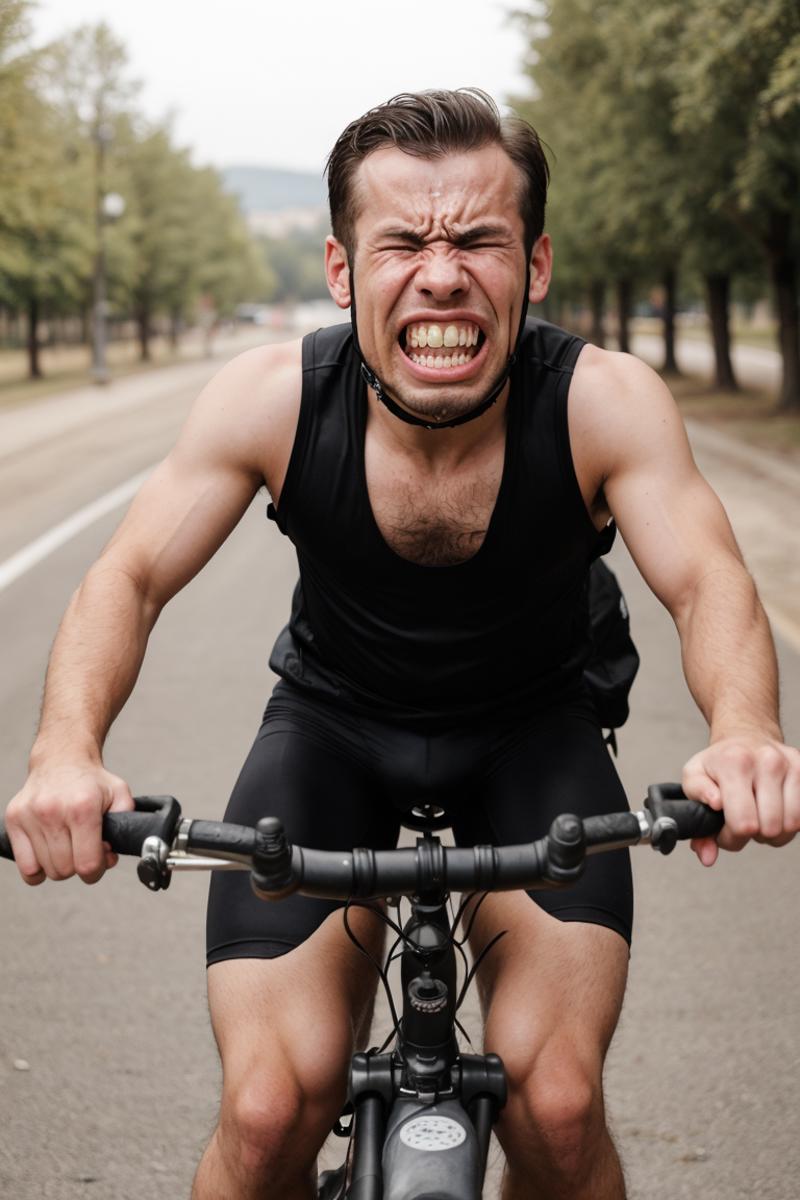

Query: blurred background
[0,0,798,429]
[1,3,798,1198]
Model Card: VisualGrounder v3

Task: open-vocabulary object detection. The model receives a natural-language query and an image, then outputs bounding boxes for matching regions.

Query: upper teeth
[406,322,480,349]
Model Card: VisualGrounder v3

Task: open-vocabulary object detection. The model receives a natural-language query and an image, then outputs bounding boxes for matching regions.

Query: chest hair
[367,458,504,567]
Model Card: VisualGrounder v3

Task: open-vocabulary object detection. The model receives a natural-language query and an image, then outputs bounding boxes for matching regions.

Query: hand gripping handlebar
[0,787,724,897]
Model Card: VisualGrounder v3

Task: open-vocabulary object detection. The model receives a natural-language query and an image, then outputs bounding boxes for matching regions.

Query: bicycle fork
[345,893,507,1199]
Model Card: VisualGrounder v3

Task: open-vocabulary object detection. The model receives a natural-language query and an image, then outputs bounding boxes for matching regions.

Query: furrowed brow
[450,224,508,247]
[379,229,427,247]
[378,224,510,248]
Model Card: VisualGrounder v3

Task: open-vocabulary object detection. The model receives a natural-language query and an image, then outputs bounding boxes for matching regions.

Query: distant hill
[222,165,327,214]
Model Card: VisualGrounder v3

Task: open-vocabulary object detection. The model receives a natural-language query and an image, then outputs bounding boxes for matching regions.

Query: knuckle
[727,812,759,838]
[759,816,783,839]
[4,800,22,830]
[31,794,60,826]
[724,746,754,774]
[74,847,104,879]
[70,795,100,825]
[757,747,785,778]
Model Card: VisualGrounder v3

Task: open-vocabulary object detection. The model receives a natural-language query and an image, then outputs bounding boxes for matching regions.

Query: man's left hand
[681,737,800,866]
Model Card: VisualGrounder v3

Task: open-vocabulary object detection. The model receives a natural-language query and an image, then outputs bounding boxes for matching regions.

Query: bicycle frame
[341,824,507,1200]
[0,786,724,1200]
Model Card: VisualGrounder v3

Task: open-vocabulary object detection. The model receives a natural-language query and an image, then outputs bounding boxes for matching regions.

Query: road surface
[0,333,797,1198]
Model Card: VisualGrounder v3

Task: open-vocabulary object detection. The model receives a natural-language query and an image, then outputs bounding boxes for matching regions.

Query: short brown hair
[325,88,549,257]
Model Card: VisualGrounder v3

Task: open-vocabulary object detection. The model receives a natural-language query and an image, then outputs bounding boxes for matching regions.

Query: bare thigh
[208,905,386,1150]
[467,894,629,1147]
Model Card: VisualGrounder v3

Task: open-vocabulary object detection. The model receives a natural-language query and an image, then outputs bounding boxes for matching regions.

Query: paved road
[631,331,783,391]
[0,341,797,1199]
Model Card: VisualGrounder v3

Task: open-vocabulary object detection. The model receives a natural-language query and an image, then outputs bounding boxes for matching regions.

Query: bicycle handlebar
[0,786,724,900]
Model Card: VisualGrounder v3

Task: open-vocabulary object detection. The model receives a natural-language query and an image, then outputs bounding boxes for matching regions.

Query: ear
[528,234,553,305]
[325,236,351,309]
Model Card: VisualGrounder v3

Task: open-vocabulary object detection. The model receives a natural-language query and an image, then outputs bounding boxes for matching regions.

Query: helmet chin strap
[348,262,531,432]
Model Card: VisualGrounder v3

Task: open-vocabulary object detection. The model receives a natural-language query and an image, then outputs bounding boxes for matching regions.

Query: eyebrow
[379,224,509,248]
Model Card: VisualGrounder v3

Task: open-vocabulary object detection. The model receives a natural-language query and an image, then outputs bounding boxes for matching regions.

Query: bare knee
[220,1052,343,1183]
[502,1043,605,1180]
[221,1066,308,1176]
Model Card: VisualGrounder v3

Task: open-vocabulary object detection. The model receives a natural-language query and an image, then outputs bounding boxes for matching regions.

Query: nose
[414,245,469,301]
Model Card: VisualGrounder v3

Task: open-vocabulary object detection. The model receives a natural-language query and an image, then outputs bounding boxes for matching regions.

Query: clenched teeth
[405,321,480,349]
[408,350,476,368]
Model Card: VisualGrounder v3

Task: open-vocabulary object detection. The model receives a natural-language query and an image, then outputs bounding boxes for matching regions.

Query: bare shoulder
[570,343,692,477]
[176,337,303,492]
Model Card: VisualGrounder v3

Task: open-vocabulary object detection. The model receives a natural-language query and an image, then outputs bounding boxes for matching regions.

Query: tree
[0,5,95,377]
[513,0,800,403]
[671,0,800,409]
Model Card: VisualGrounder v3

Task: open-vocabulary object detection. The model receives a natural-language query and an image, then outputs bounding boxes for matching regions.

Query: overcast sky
[31,0,532,176]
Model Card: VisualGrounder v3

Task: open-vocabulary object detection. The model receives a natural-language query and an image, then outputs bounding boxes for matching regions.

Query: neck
[366,381,510,465]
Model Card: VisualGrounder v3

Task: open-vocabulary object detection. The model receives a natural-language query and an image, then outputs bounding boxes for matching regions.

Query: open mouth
[400,320,485,370]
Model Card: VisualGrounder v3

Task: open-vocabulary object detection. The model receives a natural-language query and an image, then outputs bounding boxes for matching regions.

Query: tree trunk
[616,277,632,353]
[169,309,181,351]
[27,294,42,379]
[770,249,800,412]
[589,280,605,347]
[661,269,679,374]
[137,305,151,361]
[705,274,738,390]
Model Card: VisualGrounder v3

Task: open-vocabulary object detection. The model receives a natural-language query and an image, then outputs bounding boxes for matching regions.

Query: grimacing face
[325,143,551,424]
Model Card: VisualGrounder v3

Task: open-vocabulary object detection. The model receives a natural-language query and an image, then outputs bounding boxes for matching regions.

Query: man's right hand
[5,763,134,885]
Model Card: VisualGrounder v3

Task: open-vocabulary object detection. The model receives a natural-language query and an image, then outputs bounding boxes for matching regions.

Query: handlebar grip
[0,795,181,863]
[102,795,181,856]
[645,783,724,853]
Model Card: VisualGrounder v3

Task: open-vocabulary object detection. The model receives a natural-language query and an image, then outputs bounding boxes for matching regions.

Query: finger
[7,825,47,886]
[712,752,759,843]
[108,779,134,813]
[754,831,796,848]
[34,815,76,880]
[752,747,787,840]
[783,748,800,836]
[70,797,107,884]
[18,813,61,882]
[691,836,718,867]
[682,758,722,809]
[716,826,751,853]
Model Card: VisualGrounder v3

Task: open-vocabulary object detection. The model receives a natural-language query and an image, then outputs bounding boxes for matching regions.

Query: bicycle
[0,785,722,1199]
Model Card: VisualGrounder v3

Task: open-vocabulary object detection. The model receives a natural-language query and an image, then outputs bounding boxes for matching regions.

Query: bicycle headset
[348,255,532,432]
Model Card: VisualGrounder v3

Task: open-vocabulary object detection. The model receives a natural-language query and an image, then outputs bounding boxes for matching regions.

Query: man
[5,90,798,1199]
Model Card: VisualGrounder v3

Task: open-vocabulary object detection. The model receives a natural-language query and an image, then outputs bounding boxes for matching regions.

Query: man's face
[326,144,549,425]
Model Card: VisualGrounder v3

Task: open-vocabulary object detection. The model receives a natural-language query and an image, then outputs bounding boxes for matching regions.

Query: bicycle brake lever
[138,834,172,891]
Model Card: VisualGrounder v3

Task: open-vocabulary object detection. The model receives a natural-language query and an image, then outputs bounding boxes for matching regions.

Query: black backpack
[583,559,640,753]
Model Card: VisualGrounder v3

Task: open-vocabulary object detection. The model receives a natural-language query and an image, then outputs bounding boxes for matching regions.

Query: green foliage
[0,12,271,371]
[0,7,93,313]
[512,0,799,296]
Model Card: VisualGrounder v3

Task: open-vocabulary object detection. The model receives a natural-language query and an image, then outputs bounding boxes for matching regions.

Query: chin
[390,384,484,424]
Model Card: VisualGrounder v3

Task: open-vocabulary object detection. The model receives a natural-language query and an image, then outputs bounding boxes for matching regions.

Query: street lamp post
[91,122,124,385]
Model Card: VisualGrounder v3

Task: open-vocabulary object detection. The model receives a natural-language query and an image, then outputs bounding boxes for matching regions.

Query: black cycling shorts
[206,681,634,965]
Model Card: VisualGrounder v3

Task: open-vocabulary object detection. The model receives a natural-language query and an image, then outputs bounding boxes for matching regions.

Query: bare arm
[572,349,799,861]
[6,340,301,884]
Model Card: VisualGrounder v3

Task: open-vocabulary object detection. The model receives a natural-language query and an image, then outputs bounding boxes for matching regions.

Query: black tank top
[267,319,613,729]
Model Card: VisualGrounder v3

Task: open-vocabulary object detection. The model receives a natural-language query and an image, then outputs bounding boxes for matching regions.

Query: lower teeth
[408,350,474,368]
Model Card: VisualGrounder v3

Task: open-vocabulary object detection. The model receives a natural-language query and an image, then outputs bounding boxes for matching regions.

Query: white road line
[0,467,153,594]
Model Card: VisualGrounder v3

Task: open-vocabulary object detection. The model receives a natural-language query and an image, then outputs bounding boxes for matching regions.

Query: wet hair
[325,88,549,258]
